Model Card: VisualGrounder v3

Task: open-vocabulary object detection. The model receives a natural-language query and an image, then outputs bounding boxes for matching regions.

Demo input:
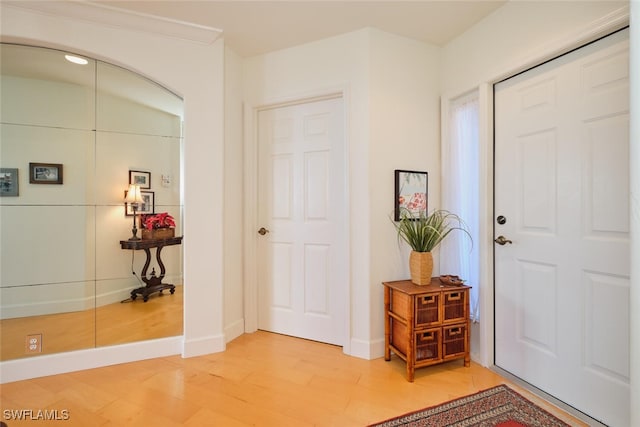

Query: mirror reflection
[0,44,184,361]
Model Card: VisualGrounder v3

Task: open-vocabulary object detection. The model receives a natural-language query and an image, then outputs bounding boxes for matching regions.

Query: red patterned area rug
[369,384,571,427]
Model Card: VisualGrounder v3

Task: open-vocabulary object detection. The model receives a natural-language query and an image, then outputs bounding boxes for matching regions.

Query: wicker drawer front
[443,290,467,323]
[415,329,441,362]
[443,324,467,358]
[415,293,440,326]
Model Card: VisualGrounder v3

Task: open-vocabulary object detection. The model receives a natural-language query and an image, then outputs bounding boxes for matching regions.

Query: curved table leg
[155,245,166,280]
[130,248,152,301]
[131,246,175,302]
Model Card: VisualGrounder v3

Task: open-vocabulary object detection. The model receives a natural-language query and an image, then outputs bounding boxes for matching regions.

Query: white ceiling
[95,1,507,57]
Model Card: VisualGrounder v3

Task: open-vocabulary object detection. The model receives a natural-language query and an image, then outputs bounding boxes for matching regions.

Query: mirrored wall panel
[0,44,184,361]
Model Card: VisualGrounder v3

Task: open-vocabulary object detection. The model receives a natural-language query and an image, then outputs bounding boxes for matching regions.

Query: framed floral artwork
[394,169,428,221]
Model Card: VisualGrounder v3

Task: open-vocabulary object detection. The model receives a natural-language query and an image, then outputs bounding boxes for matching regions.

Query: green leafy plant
[393,208,472,253]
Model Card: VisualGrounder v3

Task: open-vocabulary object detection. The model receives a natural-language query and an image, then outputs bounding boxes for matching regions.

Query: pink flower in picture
[407,193,426,211]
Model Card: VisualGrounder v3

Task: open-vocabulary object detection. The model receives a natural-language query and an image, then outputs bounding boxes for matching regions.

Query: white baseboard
[0,336,182,384]
[348,337,385,360]
[224,318,245,343]
[1,282,184,319]
[182,333,225,358]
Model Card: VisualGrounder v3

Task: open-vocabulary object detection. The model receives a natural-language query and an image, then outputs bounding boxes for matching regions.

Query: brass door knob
[494,235,513,245]
[258,227,270,236]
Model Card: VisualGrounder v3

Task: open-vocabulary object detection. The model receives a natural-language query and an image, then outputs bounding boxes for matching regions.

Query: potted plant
[141,212,176,240]
[393,208,471,285]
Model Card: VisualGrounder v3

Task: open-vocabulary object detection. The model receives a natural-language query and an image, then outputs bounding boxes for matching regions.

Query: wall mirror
[0,43,184,361]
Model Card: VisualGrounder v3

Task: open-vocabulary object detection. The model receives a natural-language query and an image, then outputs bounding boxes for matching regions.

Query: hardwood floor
[0,330,587,426]
[1,286,183,361]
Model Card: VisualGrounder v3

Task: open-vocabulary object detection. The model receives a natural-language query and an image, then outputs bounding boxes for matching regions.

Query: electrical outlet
[25,334,42,354]
[161,174,171,187]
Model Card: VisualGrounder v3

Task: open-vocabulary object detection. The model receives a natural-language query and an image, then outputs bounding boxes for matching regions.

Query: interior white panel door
[494,29,630,427]
[257,97,346,346]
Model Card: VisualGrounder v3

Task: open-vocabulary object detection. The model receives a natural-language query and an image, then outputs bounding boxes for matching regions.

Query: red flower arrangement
[143,212,175,230]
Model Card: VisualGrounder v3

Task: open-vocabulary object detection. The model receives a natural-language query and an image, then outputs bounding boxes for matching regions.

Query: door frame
[440,8,629,369]
[242,90,351,353]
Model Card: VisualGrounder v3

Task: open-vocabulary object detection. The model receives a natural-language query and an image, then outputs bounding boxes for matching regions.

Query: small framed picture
[29,163,63,184]
[0,168,19,196]
[125,190,154,216]
[129,170,151,189]
[394,169,428,221]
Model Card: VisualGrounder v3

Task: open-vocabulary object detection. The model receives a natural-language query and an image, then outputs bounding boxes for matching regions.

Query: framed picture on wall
[124,190,154,216]
[129,170,151,189]
[0,168,19,196]
[394,169,428,221]
[29,162,63,184]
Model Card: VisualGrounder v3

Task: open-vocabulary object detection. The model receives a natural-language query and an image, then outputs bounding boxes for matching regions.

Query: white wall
[367,30,441,353]
[441,1,629,95]
[0,3,225,382]
[243,28,441,358]
[223,46,246,342]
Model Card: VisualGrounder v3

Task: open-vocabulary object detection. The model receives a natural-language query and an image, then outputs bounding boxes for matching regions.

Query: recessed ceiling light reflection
[64,54,88,65]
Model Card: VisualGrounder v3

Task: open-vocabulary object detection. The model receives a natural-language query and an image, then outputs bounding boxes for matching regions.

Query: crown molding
[3,1,223,45]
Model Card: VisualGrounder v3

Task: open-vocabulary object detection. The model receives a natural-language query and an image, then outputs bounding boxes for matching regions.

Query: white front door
[257,96,347,346]
[494,29,630,427]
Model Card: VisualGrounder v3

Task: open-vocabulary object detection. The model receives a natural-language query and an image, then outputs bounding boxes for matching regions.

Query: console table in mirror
[120,236,183,302]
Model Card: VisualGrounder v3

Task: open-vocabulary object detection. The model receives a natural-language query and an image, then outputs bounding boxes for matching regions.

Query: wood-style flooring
[1,286,183,361]
[0,330,587,426]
